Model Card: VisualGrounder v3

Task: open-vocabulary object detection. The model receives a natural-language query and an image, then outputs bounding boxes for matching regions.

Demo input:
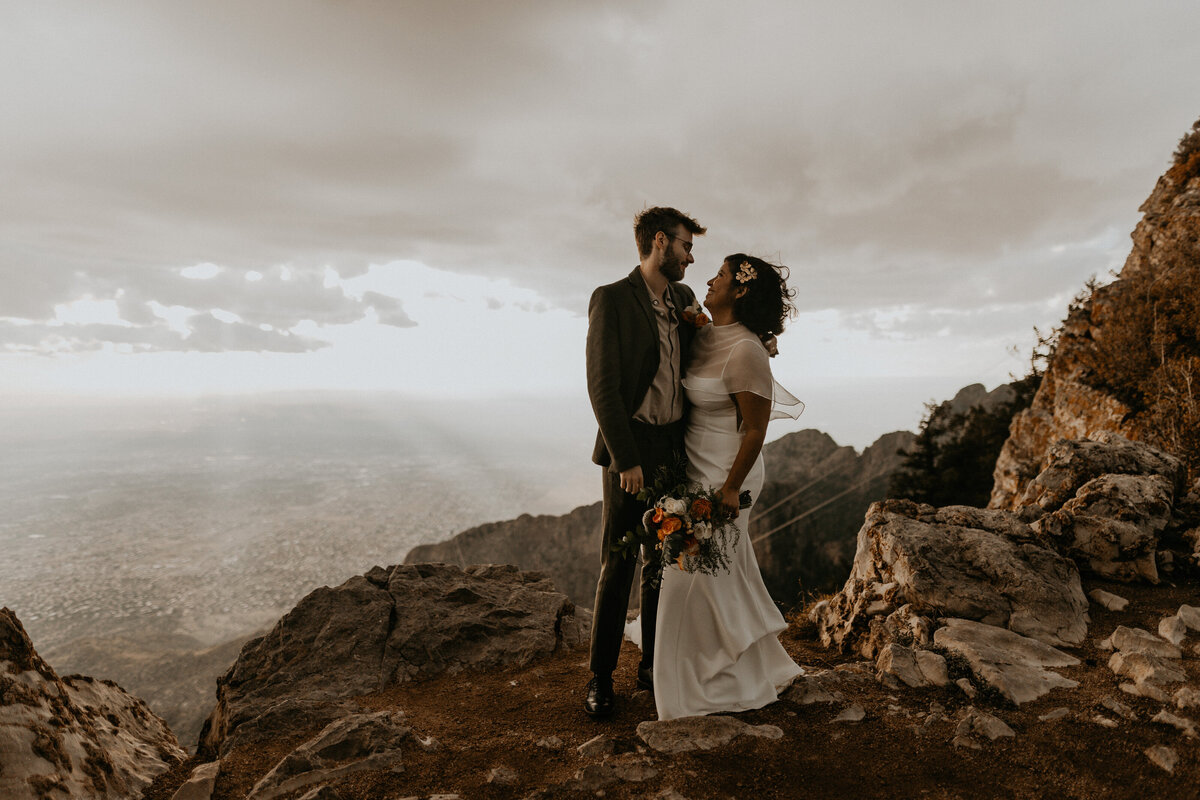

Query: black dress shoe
[637,664,654,691]
[585,675,615,718]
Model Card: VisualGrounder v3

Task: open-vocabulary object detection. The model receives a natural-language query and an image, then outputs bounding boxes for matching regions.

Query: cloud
[0,0,1196,359]
[0,317,327,354]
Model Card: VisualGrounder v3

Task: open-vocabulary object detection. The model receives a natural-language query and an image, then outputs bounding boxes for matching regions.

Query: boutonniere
[680,302,709,328]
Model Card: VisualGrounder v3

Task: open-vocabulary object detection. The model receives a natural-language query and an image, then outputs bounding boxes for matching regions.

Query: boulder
[1014,435,1185,514]
[1031,474,1173,582]
[0,608,185,800]
[199,563,589,758]
[1108,652,1187,688]
[1017,431,1185,513]
[1110,625,1182,659]
[933,618,1080,705]
[818,501,1088,653]
[636,716,783,754]
[875,644,948,689]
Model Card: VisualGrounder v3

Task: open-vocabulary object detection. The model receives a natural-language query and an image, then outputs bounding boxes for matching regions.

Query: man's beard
[661,252,685,282]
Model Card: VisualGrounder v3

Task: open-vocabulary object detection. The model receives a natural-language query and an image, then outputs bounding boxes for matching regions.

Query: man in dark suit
[584,206,706,717]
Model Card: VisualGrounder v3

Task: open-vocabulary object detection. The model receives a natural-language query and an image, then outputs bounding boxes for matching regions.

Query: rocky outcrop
[816,429,1200,706]
[1015,434,1186,513]
[1019,435,1185,583]
[198,562,589,759]
[816,499,1088,653]
[44,631,254,751]
[992,121,1200,507]
[407,428,915,607]
[0,607,184,800]
[752,429,915,600]
[405,503,603,611]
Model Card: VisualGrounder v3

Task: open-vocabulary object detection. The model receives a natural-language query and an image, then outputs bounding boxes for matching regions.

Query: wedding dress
[653,322,804,720]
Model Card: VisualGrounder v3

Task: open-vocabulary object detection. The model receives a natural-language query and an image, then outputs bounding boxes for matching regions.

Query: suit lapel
[625,268,657,342]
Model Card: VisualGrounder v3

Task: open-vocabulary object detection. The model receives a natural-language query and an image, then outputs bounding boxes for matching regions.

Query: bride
[653,254,804,720]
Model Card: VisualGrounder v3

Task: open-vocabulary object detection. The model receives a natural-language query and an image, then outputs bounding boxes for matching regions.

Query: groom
[584,206,706,717]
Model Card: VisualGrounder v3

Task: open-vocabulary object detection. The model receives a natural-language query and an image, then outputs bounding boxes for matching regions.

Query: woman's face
[704,260,742,314]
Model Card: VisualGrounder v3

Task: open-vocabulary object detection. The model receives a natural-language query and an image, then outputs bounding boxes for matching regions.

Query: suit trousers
[589,420,684,677]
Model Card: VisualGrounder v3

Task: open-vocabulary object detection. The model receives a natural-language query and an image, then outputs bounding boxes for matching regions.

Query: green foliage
[887,374,1041,508]
[1172,118,1200,176]
[1077,244,1200,477]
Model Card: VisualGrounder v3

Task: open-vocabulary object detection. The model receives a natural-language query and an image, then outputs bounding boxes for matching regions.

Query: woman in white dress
[653,254,804,721]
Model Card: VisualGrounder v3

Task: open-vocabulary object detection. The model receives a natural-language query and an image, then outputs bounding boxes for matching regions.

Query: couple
[585,206,803,721]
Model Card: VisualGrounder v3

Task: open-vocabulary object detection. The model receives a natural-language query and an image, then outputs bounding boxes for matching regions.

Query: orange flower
[652,507,665,524]
[694,313,709,327]
[690,497,712,520]
[660,516,682,535]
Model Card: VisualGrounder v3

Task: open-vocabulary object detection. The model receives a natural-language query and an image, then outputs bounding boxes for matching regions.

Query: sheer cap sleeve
[682,323,804,420]
[722,338,773,398]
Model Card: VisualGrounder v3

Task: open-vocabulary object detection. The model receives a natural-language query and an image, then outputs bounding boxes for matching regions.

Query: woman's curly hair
[727,254,795,343]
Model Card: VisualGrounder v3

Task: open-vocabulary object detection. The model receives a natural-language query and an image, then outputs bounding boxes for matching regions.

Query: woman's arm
[718,390,772,517]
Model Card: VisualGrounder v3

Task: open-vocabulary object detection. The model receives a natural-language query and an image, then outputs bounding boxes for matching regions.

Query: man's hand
[619,465,644,495]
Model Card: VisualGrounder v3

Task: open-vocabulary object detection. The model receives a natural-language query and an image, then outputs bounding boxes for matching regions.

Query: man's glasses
[665,233,693,254]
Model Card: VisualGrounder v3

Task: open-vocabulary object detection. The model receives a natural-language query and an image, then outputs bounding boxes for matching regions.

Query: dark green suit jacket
[586,267,698,473]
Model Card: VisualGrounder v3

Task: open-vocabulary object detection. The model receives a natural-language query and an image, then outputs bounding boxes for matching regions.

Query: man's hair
[634,207,706,258]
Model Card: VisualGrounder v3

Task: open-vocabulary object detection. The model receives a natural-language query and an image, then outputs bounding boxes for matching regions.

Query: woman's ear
[735,286,748,299]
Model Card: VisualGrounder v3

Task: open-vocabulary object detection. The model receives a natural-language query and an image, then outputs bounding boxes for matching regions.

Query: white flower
[735,261,757,284]
[693,521,712,541]
[662,497,688,516]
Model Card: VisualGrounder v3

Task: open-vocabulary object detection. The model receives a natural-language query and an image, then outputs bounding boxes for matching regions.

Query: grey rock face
[1016,435,1185,514]
[933,618,1080,705]
[817,500,1088,652]
[0,607,185,800]
[1032,473,1173,582]
[199,563,588,758]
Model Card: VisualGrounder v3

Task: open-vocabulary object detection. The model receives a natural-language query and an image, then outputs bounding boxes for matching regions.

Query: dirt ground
[144,575,1200,800]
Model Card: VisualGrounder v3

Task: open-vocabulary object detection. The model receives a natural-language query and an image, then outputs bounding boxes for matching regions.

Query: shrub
[888,373,1041,508]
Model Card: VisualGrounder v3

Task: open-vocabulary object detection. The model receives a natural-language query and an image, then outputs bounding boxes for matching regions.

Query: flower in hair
[735,261,757,284]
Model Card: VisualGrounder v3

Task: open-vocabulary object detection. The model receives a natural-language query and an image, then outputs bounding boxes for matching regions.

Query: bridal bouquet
[613,461,750,586]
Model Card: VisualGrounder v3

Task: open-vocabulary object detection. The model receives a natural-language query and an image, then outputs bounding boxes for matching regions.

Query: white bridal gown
[653,322,804,720]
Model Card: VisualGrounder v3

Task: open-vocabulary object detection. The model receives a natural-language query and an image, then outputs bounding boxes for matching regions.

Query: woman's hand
[718,485,740,518]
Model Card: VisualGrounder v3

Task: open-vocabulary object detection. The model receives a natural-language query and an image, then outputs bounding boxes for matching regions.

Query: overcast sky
[3,1,1198,449]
